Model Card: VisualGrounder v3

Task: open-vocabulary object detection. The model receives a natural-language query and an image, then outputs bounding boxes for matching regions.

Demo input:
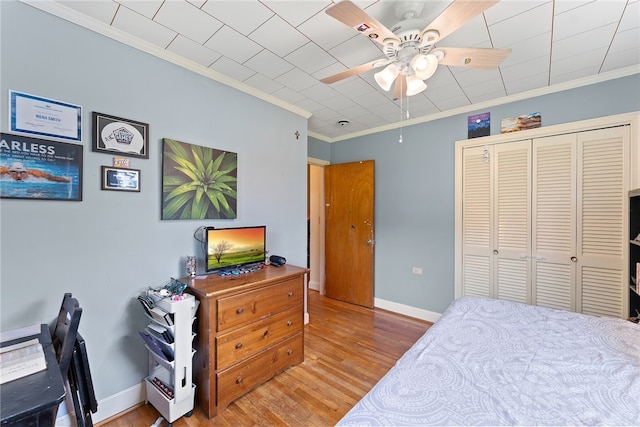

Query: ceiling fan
[320,0,512,100]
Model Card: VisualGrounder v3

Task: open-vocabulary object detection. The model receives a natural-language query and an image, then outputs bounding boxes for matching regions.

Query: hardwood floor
[98,290,432,427]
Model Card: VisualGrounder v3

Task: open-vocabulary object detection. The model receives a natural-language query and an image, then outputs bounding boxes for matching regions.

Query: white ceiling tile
[551,47,608,76]
[550,65,600,85]
[117,0,162,19]
[504,71,549,94]
[314,62,350,82]
[201,1,273,36]
[249,15,309,57]
[484,1,550,26]
[209,56,256,82]
[330,78,377,99]
[154,1,222,44]
[300,83,340,102]
[296,97,325,113]
[243,49,294,79]
[601,45,640,72]
[610,25,640,54]
[260,0,331,27]
[454,69,503,86]
[243,73,284,93]
[297,8,357,50]
[329,36,385,68]
[501,56,550,82]
[553,0,627,41]
[275,68,318,92]
[425,82,466,101]
[58,0,119,25]
[112,6,176,48]
[321,94,358,112]
[437,14,489,48]
[490,2,552,47]
[271,86,308,104]
[285,42,337,74]
[500,32,551,68]
[353,90,394,108]
[552,23,616,60]
[431,94,470,111]
[619,0,639,32]
[187,0,206,8]
[204,25,263,63]
[167,35,221,66]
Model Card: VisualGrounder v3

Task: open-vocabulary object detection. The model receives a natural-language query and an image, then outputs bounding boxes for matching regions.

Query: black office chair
[51,293,97,427]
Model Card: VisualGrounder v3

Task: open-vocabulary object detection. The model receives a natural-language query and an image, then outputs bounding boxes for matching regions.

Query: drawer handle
[288,291,294,297]
[236,377,243,384]
[287,349,293,356]
[287,320,293,326]
[235,342,243,349]
[236,307,244,314]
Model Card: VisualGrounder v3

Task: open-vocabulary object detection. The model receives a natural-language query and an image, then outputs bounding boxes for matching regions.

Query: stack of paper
[0,338,47,384]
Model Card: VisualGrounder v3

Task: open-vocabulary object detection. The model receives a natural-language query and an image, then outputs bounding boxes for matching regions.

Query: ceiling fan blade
[326,0,399,45]
[320,58,389,84]
[392,75,407,101]
[422,0,499,42]
[435,47,511,70]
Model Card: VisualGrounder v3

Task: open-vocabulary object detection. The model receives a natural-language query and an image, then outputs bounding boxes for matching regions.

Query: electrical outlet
[412,267,423,275]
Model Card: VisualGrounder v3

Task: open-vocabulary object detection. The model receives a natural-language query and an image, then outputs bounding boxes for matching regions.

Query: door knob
[571,256,577,262]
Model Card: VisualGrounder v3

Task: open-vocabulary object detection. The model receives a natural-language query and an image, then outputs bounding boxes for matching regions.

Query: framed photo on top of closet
[92,112,149,159]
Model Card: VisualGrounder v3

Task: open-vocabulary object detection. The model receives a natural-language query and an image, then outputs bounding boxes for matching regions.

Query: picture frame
[92,112,149,159]
[1,132,83,201]
[101,166,140,192]
[9,90,82,142]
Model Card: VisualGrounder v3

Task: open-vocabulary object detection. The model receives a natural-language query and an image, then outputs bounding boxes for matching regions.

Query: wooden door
[324,160,374,308]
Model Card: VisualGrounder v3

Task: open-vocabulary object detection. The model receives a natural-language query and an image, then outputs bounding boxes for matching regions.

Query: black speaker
[269,255,286,267]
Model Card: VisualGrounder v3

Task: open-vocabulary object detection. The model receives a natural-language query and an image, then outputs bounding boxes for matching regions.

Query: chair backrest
[51,293,82,378]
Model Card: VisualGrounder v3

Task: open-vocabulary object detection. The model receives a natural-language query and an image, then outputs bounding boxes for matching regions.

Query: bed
[337,296,640,426]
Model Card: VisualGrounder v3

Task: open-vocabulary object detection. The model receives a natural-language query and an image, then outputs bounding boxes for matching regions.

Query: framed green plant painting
[161,138,237,220]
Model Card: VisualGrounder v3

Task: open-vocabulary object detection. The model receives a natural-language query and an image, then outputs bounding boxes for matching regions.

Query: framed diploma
[9,91,82,142]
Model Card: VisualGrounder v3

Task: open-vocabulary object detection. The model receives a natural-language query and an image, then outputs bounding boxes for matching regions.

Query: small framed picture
[93,112,149,159]
[101,166,140,192]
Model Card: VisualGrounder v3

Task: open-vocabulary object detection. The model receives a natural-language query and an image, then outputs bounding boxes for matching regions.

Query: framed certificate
[9,91,82,142]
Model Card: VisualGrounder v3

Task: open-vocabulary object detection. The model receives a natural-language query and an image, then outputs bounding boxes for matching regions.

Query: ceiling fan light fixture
[374,63,400,91]
[410,53,439,80]
[405,75,427,96]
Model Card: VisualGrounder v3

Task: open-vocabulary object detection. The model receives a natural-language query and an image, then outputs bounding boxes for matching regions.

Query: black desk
[0,324,66,426]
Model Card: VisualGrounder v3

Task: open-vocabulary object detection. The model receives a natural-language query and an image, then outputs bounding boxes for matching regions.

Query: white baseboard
[308,280,320,291]
[374,297,441,323]
[57,382,145,426]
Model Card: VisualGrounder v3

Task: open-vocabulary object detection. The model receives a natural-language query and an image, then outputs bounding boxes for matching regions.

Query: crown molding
[324,65,640,143]
[19,0,312,121]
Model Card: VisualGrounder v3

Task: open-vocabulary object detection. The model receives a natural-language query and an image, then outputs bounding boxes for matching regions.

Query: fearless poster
[0,133,83,200]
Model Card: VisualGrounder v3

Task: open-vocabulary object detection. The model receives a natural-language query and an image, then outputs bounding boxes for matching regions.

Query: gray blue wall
[0,0,307,402]
[326,74,640,314]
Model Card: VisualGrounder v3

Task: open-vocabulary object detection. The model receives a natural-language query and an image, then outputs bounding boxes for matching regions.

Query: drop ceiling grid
[20,0,640,141]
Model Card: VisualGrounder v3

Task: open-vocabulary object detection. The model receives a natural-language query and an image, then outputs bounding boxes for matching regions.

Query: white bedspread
[337,296,640,426]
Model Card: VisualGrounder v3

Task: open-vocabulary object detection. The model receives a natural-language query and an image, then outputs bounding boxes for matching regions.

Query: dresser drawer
[217,278,302,332]
[217,333,303,409]
[216,306,302,370]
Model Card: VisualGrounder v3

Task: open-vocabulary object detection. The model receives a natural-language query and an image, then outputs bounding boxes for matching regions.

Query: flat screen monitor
[206,226,266,273]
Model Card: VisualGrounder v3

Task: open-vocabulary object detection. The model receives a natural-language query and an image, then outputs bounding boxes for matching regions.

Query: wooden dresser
[184,264,307,418]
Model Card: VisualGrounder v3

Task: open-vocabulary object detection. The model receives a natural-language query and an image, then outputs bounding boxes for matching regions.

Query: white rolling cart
[139,289,198,427]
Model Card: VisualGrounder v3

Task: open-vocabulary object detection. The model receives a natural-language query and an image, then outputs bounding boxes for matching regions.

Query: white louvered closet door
[532,135,577,311]
[461,145,492,297]
[576,126,627,317]
[532,126,628,317]
[493,141,531,303]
